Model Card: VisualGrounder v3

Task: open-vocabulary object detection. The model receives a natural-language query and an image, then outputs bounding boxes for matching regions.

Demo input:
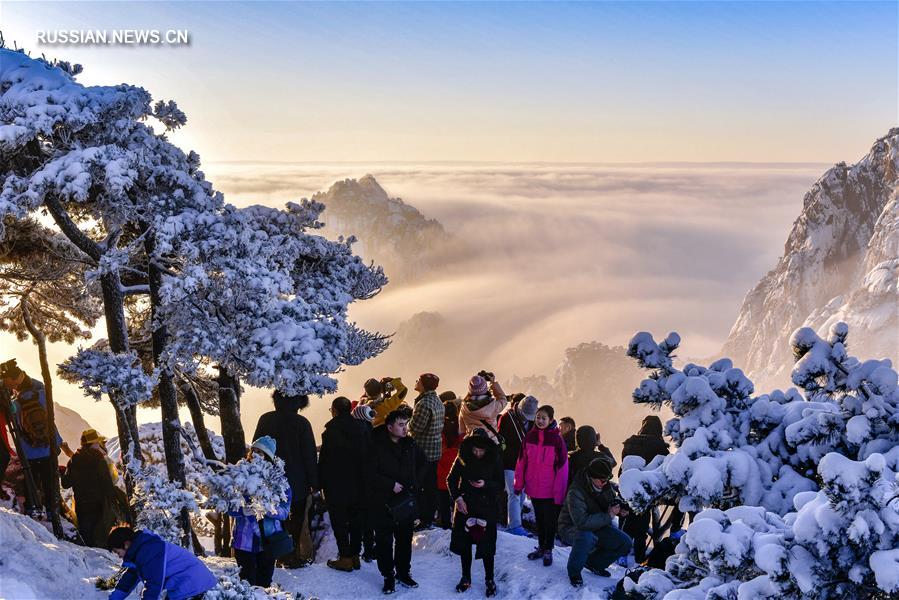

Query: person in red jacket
[514,405,568,566]
[0,411,13,499]
[436,401,463,529]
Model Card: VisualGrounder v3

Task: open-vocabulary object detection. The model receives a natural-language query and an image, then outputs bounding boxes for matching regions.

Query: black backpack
[610,566,652,600]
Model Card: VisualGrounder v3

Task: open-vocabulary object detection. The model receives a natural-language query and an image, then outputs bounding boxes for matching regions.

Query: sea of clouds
[10,162,827,441]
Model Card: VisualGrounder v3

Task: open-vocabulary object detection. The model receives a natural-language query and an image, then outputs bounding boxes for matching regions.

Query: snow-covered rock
[722,129,899,390]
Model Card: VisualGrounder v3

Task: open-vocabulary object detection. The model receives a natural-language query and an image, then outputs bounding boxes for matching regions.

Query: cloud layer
[9,163,825,442]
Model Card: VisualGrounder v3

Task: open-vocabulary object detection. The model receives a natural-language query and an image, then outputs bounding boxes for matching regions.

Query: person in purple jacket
[514,404,568,566]
[107,526,216,600]
[230,436,293,587]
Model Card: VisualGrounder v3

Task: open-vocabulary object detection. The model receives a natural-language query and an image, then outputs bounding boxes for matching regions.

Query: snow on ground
[265,525,623,600]
[0,508,120,600]
[0,505,624,600]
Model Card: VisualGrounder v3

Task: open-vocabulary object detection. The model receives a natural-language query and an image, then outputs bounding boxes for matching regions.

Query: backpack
[610,566,652,600]
[18,385,50,448]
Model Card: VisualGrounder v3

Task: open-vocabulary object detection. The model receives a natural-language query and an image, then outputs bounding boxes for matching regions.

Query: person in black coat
[61,429,117,546]
[496,395,536,534]
[567,426,617,489]
[368,409,427,595]
[320,397,370,572]
[253,390,319,566]
[620,415,670,563]
[447,429,504,597]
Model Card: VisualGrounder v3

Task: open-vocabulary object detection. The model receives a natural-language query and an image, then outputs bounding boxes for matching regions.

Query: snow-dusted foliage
[156,199,390,394]
[201,455,291,520]
[621,323,899,599]
[57,349,158,409]
[128,458,198,544]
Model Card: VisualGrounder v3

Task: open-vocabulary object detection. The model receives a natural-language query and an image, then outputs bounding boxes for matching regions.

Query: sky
[3,1,897,163]
[1,1,897,443]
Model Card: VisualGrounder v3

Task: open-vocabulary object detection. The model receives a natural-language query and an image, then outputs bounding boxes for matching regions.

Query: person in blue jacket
[107,526,217,600]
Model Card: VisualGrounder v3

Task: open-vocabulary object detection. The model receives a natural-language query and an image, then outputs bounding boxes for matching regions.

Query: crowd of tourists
[0,361,677,598]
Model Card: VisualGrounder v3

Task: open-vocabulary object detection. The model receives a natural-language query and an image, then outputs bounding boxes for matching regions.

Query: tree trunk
[100,272,144,464]
[44,195,142,467]
[214,367,243,556]
[179,379,217,461]
[216,367,245,465]
[20,301,64,538]
[145,236,192,547]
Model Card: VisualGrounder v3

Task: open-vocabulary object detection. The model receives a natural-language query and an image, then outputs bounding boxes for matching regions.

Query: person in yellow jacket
[361,377,408,427]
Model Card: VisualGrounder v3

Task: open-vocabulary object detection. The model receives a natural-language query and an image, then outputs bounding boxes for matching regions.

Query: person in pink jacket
[513,404,568,566]
[458,371,507,441]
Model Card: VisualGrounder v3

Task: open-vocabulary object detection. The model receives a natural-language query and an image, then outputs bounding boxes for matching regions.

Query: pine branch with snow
[57,348,158,409]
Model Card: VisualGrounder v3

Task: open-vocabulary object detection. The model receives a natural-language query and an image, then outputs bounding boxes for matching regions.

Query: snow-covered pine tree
[620,324,899,599]
[0,218,102,536]
[0,45,179,462]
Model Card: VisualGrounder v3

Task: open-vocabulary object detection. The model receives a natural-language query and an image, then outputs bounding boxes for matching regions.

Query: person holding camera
[367,409,427,595]
[558,458,633,587]
[362,377,409,428]
[459,371,506,441]
[1,361,65,515]
[447,428,504,597]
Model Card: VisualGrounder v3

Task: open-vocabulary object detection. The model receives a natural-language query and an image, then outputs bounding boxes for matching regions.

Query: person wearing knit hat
[558,457,632,587]
[458,371,507,442]
[352,404,375,423]
[497,395,538,535]
[232,436,294,587]
[350,402,377,562]
[250,435,277,461]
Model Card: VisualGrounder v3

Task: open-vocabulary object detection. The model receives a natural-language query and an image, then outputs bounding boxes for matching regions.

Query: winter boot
[569,574,584,588]
[363,549,377,563]
[382,577,396,595]
[327,556,355,572]
[396,573,419,588]
[485,579,497,597]
[586,565,611,577]
[455,576,472,593]
[527,547,544,560]
[543,549,553,566]
[352,555,361,570]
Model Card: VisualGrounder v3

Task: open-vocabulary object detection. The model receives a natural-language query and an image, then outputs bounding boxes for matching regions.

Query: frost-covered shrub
[129,459,198,544]
[201,455,290,520]
[57,349,158,409]
[621,324,899,599]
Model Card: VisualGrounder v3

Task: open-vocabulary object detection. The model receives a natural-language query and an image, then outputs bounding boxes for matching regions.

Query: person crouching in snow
[558,458,632,588]
[447,428,504,597]
[231,436,293,587]
[107,526,216,600]
[514,404,568,566]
